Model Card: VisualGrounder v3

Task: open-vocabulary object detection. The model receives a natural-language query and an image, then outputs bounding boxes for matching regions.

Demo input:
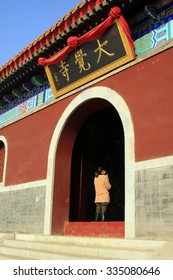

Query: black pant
[95,203,108,221]
[96,203,108,214]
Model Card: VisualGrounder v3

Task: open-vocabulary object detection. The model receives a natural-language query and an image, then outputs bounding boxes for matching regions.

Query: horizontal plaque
[45,20,135,98]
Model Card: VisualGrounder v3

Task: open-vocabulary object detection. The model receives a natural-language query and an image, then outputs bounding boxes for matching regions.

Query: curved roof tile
[1,0,105,78]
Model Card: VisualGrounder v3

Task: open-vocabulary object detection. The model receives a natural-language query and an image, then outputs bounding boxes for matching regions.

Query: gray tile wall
[0,186,46,233]
[135,165,173,239]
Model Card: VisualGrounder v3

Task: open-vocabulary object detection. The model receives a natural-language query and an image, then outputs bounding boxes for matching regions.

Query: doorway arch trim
[44,86,135,238]
[0,136,8,186]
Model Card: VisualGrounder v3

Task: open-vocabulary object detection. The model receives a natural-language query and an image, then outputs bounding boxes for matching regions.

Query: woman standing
[94,167,111,221]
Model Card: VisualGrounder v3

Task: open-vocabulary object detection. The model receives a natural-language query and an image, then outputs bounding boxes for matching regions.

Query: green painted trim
[77,18,83,25]
[94,5,103,12]
[88,10,95,17]
[82,14,90,21]
[71,23,78,29]
[102,0,109,7]
[60,31,67,38]
[55,35,62,40]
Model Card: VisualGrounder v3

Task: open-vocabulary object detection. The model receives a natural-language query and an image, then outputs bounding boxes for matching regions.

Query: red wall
[1,95,74,185]
[97,48,173,161]
[1,48,173,185]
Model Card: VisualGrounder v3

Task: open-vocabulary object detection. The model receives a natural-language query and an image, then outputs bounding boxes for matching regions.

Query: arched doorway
[70,106,124,223]
[45,86,135,238]
[0,141,5,183]
[0,136,8,186]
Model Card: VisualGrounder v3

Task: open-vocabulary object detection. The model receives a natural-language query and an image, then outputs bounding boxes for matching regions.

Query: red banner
[38,6,135,67]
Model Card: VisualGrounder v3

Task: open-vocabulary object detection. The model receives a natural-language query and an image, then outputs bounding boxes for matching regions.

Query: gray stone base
[0,186,46,233]
[135,165,173,239]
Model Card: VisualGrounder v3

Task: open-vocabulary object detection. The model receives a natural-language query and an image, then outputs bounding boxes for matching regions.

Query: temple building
[0,0,173,240]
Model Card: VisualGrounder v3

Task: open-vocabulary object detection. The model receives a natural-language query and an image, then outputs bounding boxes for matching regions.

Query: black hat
[97,167,102,173]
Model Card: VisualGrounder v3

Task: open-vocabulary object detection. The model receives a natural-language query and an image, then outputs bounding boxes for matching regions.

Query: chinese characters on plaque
[45,20,134,98]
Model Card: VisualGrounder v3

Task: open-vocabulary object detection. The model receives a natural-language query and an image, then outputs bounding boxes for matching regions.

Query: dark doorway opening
[70,105,124,222]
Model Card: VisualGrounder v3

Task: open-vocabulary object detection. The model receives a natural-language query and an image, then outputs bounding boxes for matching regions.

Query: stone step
[0,233,166,260]
[0,254,20,260]
[15,233,165,250]
[0,253,34,260]
[0,245,99,260]
[3,239,154,260]
[0,233,15,240]
[0,234,164,260]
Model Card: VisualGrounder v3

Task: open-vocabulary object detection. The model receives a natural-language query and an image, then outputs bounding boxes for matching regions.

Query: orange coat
[94,174,111,203]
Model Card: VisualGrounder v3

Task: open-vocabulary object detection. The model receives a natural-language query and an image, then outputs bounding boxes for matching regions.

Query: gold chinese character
[94,39,115,63]
[75,49,91,73]
[54,73,59,82]
[59,61,70,81]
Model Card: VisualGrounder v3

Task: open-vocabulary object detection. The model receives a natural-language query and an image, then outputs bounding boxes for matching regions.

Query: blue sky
[0,0,81,66]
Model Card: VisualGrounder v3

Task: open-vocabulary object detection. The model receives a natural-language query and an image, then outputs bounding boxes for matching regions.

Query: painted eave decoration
[1,0,159,112]
[39,6,136,98]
